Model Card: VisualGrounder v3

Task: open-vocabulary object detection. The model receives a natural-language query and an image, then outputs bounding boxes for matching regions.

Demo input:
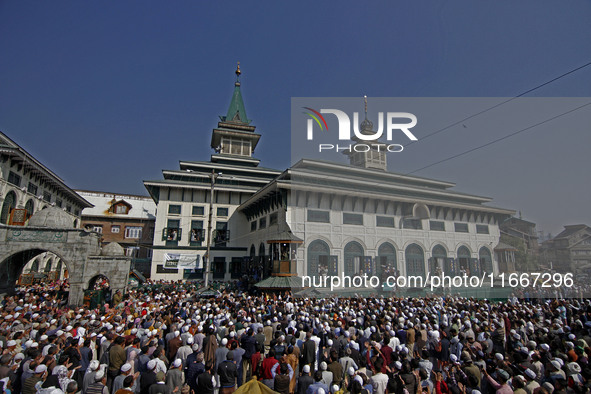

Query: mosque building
[145,65,515,289]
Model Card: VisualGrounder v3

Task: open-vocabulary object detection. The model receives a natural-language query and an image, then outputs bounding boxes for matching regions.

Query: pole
[204,170,216,288]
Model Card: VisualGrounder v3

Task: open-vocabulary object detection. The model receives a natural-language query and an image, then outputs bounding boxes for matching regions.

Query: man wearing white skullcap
[166,358,184,393]
[167,330,182,361]
[297,364,314,394]
[83,360,101,393]
[112,363,138,393]
[524,368,540,394]
[22,364,47,393]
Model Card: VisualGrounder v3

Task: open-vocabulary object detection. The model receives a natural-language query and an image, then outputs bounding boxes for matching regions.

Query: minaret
[210,62,261,161]
[344,96,388,171]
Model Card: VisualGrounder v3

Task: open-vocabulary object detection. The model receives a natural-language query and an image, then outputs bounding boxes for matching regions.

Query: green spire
[220,62,250,124]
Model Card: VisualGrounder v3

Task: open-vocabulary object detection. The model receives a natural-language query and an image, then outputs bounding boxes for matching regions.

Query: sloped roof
[494,242,518,251]
[254,276,303,289]
[554,225,590,239]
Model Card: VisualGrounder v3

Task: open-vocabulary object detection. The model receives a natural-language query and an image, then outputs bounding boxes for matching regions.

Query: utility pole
[204,170,219,288]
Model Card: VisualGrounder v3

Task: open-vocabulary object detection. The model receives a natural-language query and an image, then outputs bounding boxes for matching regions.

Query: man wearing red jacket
[261,349,278,390]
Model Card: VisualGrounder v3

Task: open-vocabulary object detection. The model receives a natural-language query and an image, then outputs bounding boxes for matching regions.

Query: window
[251,221,257,232]
[221,138,252,156]
[190,220,204,245]
[376,216,395,228]
[27,183,38,195]
[217,207,229,217]
[43,191,51,203]
[162,219,181,242]
[92,225,103,233]
[125,247,139,257]
[430,221,445,231]
[56,200,62,208]
[214,222,229,246]
[115,204,129,214]
[454,223,469,233]
[269,212,278,226]
[307,210,330,223]
[111,225,120,233]
[403,218,422,230]
[125,226,142,239]
[192,206,205,216]
[231,257,243,279]
[7,172,21,187]
[343,213,363,225]
[476,224,489,234]
[66,205,72,213]
[259,217,267,229]
[168,205,181,215]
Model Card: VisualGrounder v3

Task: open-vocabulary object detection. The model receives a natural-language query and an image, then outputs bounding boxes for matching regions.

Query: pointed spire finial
[235,62,241,84]
[364,95,368,119]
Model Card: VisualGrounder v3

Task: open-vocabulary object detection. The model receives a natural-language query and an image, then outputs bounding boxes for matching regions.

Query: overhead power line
[406,101,591,175]
[403,59,591,148]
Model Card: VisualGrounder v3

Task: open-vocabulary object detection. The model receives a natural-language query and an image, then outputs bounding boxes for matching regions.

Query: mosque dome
[101,242,124,256]
[28,207,74,229]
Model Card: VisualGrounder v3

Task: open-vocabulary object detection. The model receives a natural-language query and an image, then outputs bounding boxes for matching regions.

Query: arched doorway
[0,249,69,301]
[377,242,397,278]
[307,239,330,276]
[479,247,493,274]
[457,246,472,275]
[344,241,364,276]
[430,244,448,274]
[85,274,111,309]
[405,244,425,278]
[0,191,16,224]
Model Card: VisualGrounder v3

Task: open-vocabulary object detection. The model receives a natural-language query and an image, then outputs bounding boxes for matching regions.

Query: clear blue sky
[1,1,590,235]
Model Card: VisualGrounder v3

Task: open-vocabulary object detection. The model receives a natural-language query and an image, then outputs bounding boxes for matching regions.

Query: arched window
[258,243,265,257]
[344,241,364,276]
[479,247,493,273]
[24,199,34,220]
[56,260,63,272]
[0,191,17,224]
[259,242,269,277]
[377,242,397,277]
[405,244,425,278]
[457,246,472,275]
[31,259,39,273]
[250,245,256,258]
[307,240,330,277]
[430,244,447,274]
[44,259,52,272]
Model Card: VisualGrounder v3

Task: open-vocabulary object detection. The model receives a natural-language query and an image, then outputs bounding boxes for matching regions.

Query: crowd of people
[1,281,591,394]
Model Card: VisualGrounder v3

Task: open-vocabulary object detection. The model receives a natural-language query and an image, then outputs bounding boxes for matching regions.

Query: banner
[164,253,202,269]
[179,254,201,268]
[164,253,179,268]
